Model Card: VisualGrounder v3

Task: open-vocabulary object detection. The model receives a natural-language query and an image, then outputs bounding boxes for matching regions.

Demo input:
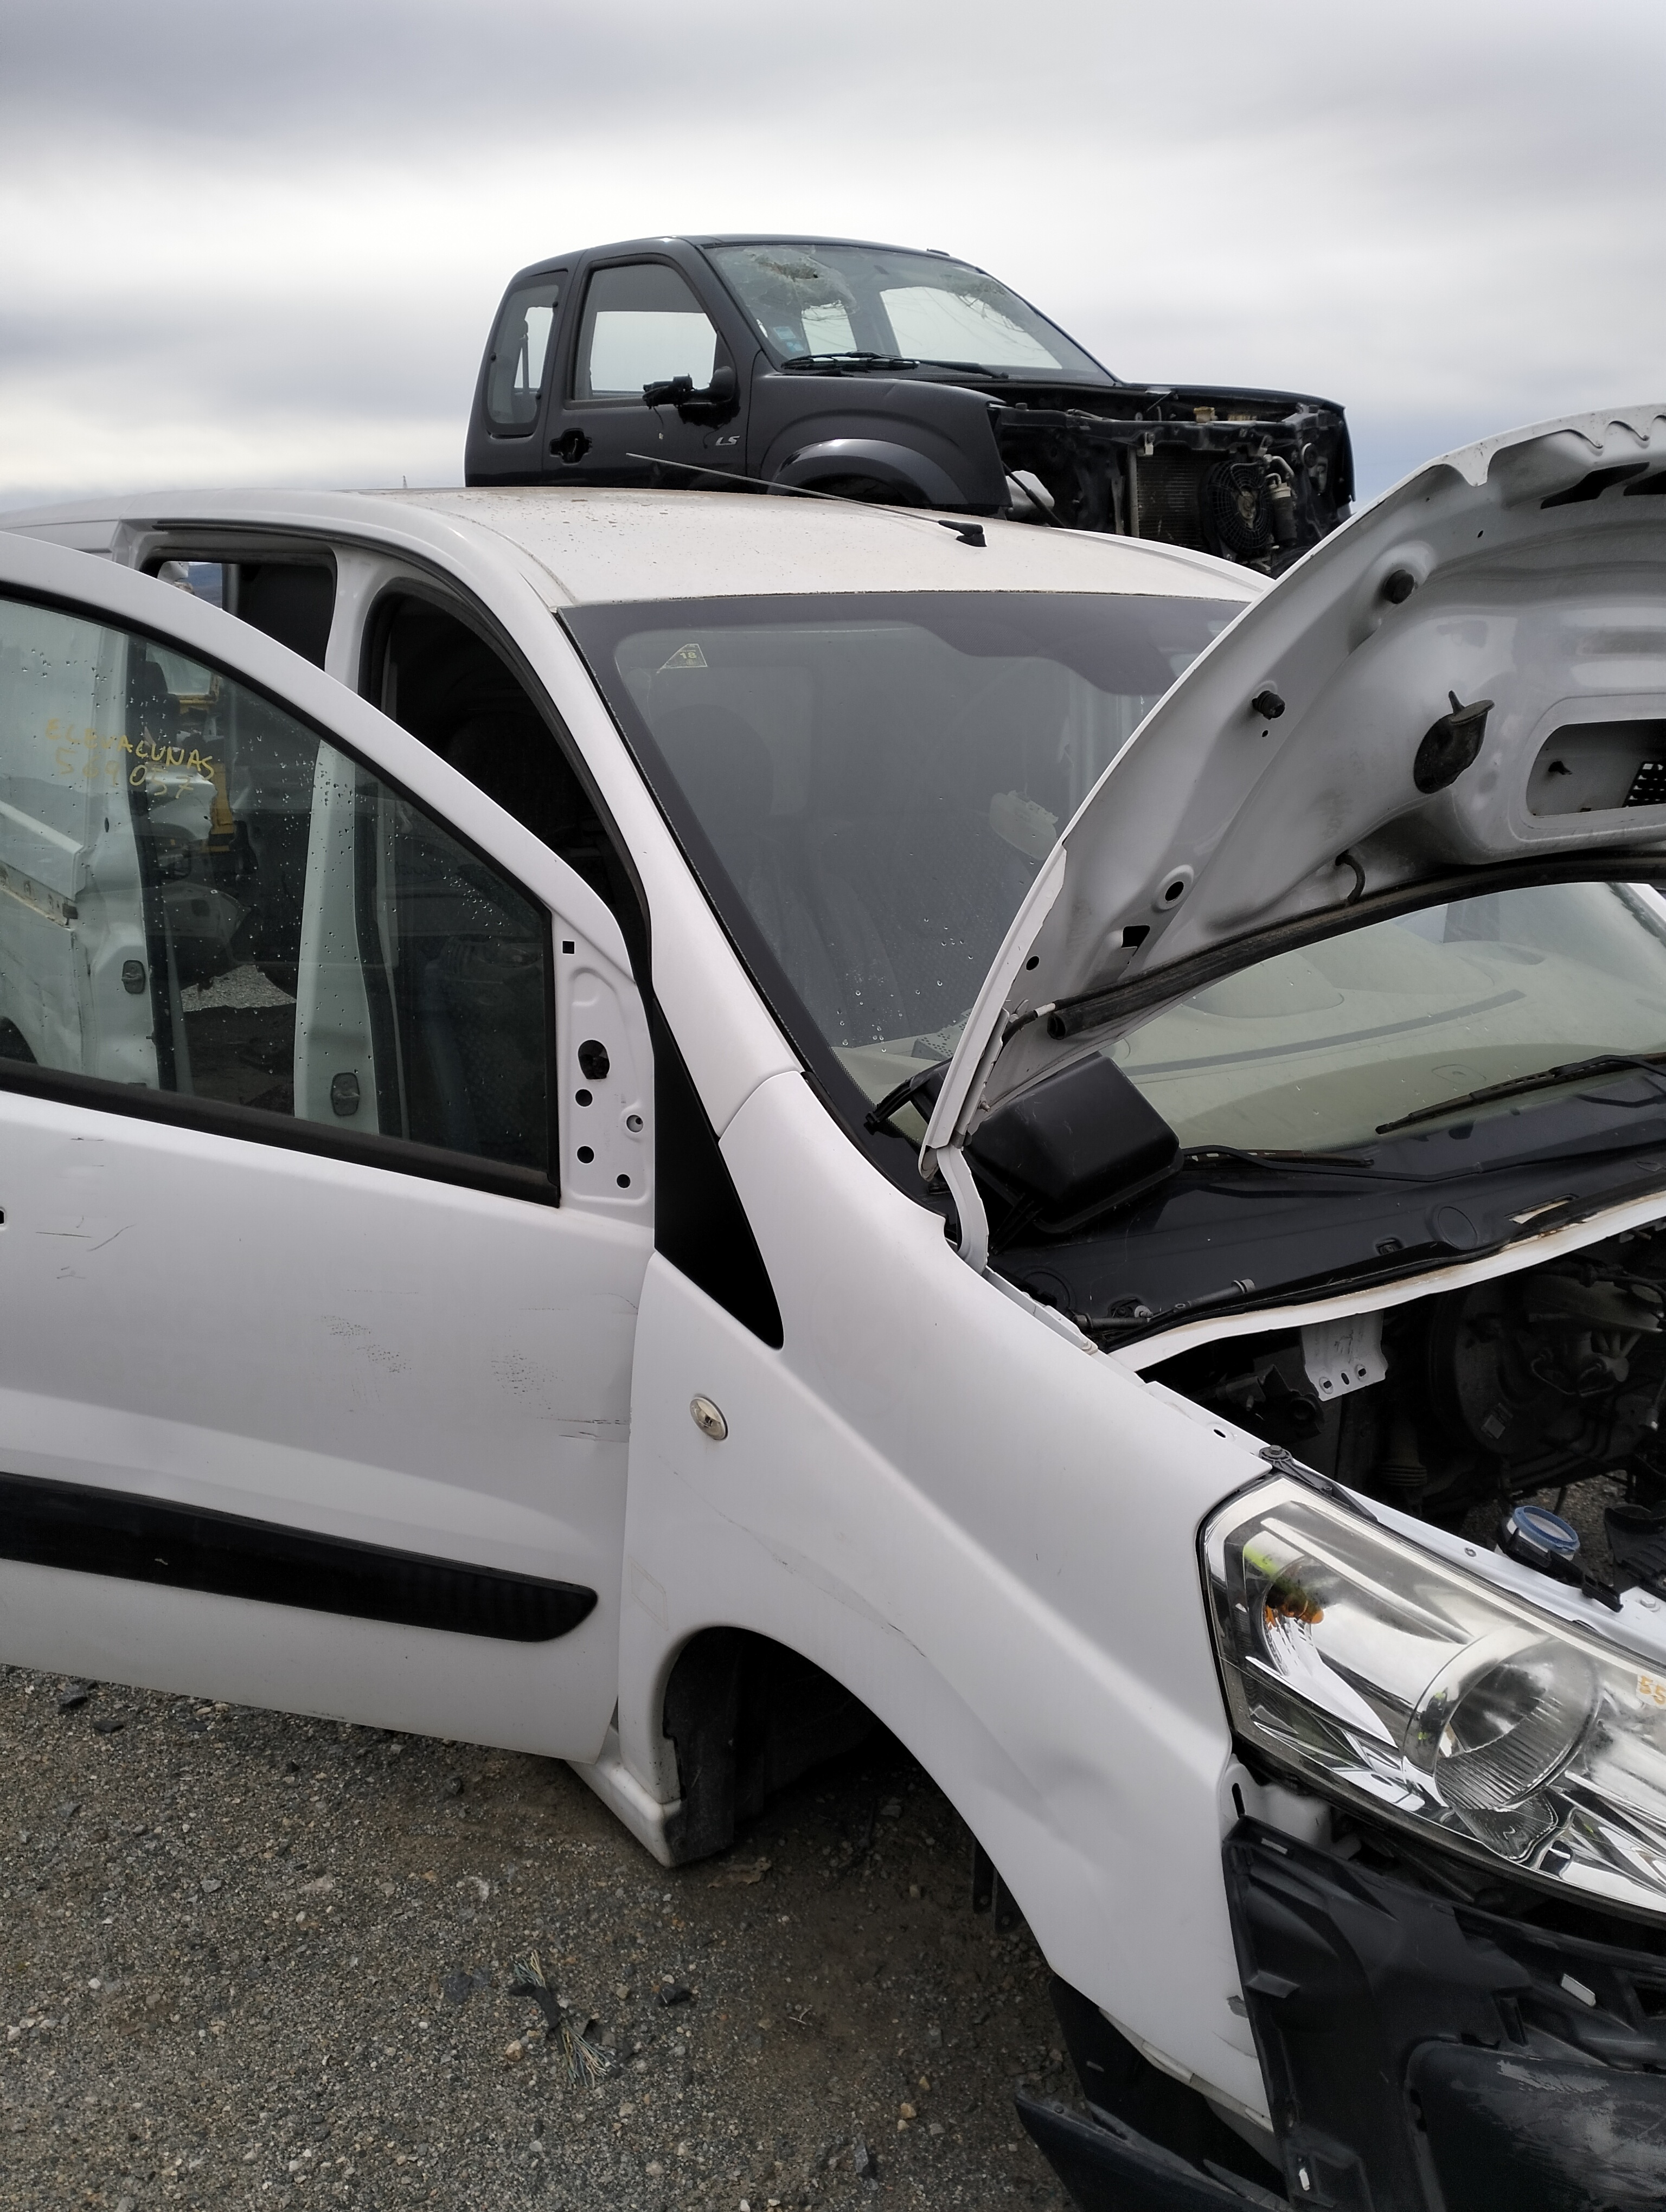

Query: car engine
[1152,1229,1666,1536]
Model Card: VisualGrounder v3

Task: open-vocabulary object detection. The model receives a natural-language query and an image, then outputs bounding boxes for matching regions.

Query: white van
[6,407,1666,2209]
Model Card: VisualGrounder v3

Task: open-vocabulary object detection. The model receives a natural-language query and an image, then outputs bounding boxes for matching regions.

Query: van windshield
[564,591,1236,1105]
[706,243,1110,380]
[1113,882,1666,1155]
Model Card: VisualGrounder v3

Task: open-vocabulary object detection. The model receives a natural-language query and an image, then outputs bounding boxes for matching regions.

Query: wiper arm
[864,1060,948,1136]
[776,351,916,372]
[1098,1276,1259,1333]
[1187,1144,1390,1173]
[1374,1052,1666,1136]
[907,358,1010,376]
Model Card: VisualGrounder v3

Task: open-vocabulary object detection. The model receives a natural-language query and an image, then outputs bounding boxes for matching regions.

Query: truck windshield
[564,591,1236,1107]
[706,243,1111,380]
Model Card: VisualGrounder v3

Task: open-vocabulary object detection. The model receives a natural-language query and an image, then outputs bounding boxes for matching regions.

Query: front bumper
[1228,1818,1666,2210]
[1017,2089,1284,2209]
[989,401,1346,564]
[1023,1820,1666,2212]
[1018,1973,1287,2210]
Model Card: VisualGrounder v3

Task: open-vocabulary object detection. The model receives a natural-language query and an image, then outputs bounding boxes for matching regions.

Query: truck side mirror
[643,364,739,422]
[642,374,695,409]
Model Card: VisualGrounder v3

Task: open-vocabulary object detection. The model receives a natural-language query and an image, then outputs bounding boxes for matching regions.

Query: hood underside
[925,402,1666,1160]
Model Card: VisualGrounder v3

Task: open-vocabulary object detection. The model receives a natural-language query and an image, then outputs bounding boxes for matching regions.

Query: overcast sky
[3,0,1663,515]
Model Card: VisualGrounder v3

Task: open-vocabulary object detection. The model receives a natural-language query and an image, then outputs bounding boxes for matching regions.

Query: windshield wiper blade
[777,351,915,372]
[1187,1144,1389,1173]
[906,358,1010,376]
[864,1060,949,1136]
[1375,1052,1666,1136]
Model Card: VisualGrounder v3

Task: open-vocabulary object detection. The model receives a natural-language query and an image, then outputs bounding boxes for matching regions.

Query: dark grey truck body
[463,235,1353,574]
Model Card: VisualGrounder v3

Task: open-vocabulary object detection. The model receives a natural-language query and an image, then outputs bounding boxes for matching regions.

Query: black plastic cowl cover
[967,1051,1177,1224]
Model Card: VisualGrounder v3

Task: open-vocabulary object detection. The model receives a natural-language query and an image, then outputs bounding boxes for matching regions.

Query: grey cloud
[0,297,476,417]
[4,0,1661,168]
[3,0,1663,509]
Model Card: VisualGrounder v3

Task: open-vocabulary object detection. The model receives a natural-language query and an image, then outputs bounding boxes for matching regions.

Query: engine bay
[1151,1226,1666,1574]
[990,385,1349,569]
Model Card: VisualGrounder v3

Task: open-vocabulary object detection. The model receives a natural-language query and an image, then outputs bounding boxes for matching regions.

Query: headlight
[1204,1478,1666,1915]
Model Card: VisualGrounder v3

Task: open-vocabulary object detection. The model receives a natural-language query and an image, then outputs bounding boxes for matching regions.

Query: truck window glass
[0,593,549,1175]
[566,591,1234,1107]
[484,278,561,430]
[575,264,717,400]
[707,243,1105,377]
[880,284,1062,371]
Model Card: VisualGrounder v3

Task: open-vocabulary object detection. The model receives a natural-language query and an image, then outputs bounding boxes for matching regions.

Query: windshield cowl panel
[1003,1141,1666,1348]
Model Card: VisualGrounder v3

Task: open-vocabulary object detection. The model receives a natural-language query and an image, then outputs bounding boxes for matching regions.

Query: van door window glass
[575,263,717,400]
[0,593,548,1174]
[149,558,334,668]
[373,593,635,928]
[232,563,334,666]
[485,278,561,430]
[157,560,226,608]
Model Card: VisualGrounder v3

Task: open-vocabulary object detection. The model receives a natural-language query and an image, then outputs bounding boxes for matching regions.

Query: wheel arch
[581,1565,1069,1944]
[768,437,970,511]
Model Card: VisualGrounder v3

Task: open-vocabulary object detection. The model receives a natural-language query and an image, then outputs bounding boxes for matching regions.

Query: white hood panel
[926,404,1666,1153]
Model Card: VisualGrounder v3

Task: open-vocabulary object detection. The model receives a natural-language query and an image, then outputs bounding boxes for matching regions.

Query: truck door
[0,546,652,1757]
[475,270,565,483]
[545,258,739,488]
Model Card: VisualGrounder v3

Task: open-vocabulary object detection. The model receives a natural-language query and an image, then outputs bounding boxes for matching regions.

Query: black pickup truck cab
[464,235,1353,573]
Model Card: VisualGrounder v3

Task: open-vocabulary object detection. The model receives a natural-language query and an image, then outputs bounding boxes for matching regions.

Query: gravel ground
[4,1487,1641,2212]
[0,1667,1075,2212]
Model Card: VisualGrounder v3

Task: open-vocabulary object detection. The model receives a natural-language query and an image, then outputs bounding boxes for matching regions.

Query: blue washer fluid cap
[1500,1502,1582,1579]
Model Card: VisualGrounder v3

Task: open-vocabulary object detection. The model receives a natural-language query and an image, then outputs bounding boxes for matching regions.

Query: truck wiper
[777,351,916,372]
[1374,1052,1666,1136]
[907,358,1010,376]
[783,352,1011,378]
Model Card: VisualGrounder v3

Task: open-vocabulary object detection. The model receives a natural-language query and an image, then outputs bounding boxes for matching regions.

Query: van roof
[1,485,1261,610]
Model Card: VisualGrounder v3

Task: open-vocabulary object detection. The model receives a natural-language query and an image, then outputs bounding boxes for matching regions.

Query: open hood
[922,402,1666,1254]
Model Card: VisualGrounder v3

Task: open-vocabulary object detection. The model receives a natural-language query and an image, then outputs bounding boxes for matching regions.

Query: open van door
[0,536,652,1756]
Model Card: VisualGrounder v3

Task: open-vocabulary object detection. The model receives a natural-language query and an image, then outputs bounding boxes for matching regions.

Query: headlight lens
[1204,1480,1666,1915]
